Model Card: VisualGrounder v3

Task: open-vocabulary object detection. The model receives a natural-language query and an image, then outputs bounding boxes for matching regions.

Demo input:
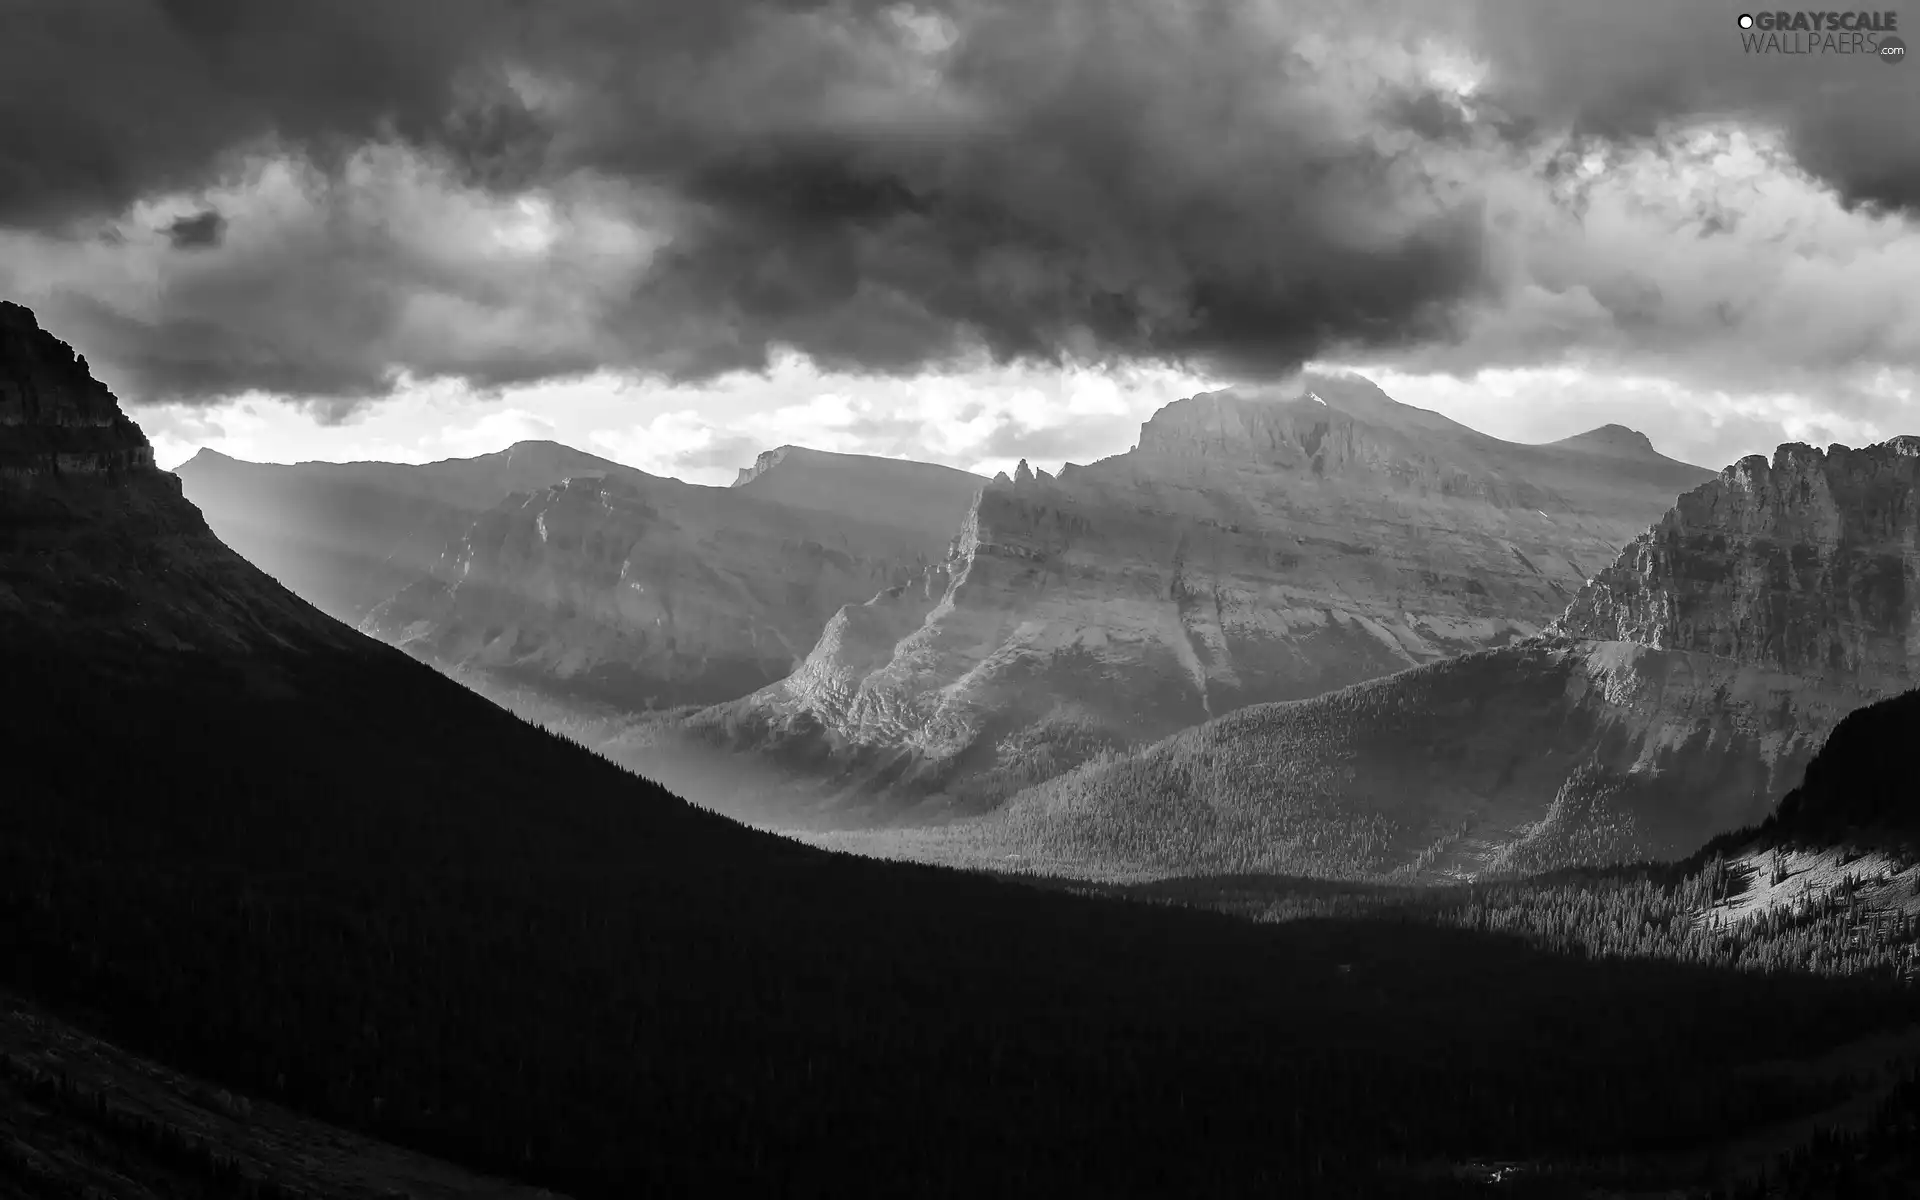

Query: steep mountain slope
[1554,440,1920,691]
[360,465,972,711]
[999,439,1920,878]
[0,995,563,1200]
[184,440,982,713]
[1716,685,1920,855]
[176,441,628,623]
[684,373,1711,820]
[10,299,1920,1198]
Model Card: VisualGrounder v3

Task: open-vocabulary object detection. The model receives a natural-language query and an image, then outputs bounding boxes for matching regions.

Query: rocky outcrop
[1556,440,1920,690]
[681,372,1713,823]
[0,302,353,657]
[732,449,785,488]
[998,437,1920,879]
[0,301,155,481]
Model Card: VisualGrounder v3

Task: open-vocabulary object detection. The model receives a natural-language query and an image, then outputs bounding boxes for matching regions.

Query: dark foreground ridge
[1700,685,1920,861]
[4,302,1920,1197]
[0,994,558,1199]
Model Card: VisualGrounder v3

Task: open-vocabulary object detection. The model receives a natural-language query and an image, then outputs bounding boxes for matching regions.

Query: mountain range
[678,372,1712,821]
[999,438,1920,878]
[9,298,1920,1195]
[181,439,984,711]
[163,351,1916,891]
[176,373,1717,830]
[174,441,629,623]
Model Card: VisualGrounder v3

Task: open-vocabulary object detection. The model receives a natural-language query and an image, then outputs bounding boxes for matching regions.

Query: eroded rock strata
[1001,439,1920,877]
[685,372,1712,821]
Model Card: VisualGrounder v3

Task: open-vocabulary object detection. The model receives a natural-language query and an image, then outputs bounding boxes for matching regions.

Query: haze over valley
[9,0,1920,1192]
[174,361,1920,892]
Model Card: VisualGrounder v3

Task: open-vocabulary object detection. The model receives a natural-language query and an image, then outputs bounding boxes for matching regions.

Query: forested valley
[6,624,1920,1197]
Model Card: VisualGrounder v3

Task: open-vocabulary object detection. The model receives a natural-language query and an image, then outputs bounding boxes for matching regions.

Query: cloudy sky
[2,0,1915,483]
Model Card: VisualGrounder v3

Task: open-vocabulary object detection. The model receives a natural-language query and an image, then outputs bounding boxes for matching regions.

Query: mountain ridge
[177,436,986,712]
[995,435,1920,878]
[1,301,157,480]
[678,371,1715,822]
[179,437,633,476]
[1550,423,1665,458]
[174,440,638,624]
[733,442,986,486]
[359,466,960,710]
[1556,438,1920,689]
[9,299,1920,1197]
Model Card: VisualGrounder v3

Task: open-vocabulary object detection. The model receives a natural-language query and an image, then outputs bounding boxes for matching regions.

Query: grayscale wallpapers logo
[1736,10,1905,58]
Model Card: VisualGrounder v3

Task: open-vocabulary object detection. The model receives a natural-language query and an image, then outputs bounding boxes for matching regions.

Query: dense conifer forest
[1712,1065,1920,1198]
[1001,647,1601,877]
[5,618,1920,1197]
[1098,859,1920,996]
[999,642,1804,879]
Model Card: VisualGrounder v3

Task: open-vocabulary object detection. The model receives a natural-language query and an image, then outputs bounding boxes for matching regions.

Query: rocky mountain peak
[0,301,156,482]
[1128,371,1496,475]
[1,303,354,655]
[181,447,238,468]
[1553,424,1660,458]
[732,446,793,487]
[1555,437,1920,689]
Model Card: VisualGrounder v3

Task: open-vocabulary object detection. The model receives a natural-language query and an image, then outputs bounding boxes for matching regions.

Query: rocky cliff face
[998,438,1920,879]
[1556,440,1920,691]
[361,471,962,711]
[0,301,155,480]
[729,444,986,549]
[682,372,1713,823]
[0,302,353,658]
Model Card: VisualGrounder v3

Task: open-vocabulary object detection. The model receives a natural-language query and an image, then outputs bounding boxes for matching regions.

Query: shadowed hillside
[6,298,1920,1197]
[0,995,564,1200]
[1734,687,1920,856]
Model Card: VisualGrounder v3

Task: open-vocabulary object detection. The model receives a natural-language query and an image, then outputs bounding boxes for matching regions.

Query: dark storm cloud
[0,0,498,227]
[1,0,1915,407]
[1464,0,1920,211]
[163,209,226,248]
[0,0,1498,402]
